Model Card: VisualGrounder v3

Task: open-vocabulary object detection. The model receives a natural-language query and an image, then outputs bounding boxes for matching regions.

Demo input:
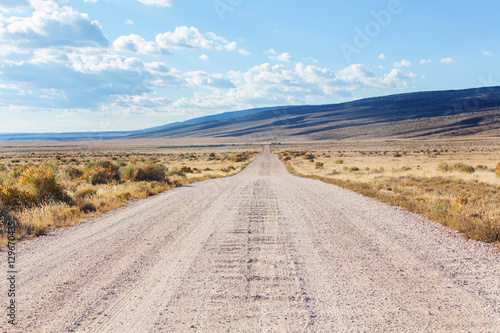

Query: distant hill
[0,105,294,142]
[128,86,500,141]
[1,87,499,142]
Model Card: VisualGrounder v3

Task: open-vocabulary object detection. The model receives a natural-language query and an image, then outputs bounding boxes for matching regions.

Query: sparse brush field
[276,140,500,247]
[0,148,258,244]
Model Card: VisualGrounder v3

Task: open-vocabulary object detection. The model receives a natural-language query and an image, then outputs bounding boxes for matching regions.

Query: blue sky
[0,0,499,133]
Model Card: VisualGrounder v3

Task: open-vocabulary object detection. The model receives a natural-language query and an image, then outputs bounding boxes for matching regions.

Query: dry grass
[277,141,500,247]
[0,148,258,245]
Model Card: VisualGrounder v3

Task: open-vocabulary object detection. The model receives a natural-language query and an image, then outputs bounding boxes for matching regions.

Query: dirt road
[2,146,500,332]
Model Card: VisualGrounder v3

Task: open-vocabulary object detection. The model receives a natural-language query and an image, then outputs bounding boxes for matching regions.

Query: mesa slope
[1,147,499,332]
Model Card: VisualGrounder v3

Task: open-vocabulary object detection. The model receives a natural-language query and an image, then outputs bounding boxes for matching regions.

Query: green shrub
[122,163,167,182]
[438,163,453,172]
[62,166,83,180]
[393,152,402,158]
[166,168,186,178]
[348,166,360,172]
[453,163,475,174]
[334,160,343,164]
[75,187,97,199]
[82,161,120,184]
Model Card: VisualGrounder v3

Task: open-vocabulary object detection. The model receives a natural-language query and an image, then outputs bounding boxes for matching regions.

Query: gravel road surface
[1,146,499,332]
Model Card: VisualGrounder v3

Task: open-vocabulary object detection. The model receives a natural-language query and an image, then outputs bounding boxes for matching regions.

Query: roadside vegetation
[0,150,256,244]
[278,146,500,247]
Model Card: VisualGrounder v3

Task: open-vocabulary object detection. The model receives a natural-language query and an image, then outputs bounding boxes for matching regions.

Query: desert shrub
[0,163,7,172]
[334,160,343,164]
[429,201,449,218]
[221,166,235,172]
[348,166,360,172]
[80,202,97,214]
[453,163,475,174]
[62,166,83,180]
[82,167,116,185]
[9,166,27,179]
[0,184,34,210]
[315,162,324,169]
[166,168,186,178]
[401,166,412,171]
[496,162,500,177]
[393,152,402,158]
[82,161,119,185]
[122,163,167,182]
[40,161,59,174]
[75,187,97,199]
[180,166,193,174]
[115,160,127,167]
[438,163,453,172]
[18,167,67,203]
[303,154,315,160]
[284,156,291,161]
[475,165,488,170]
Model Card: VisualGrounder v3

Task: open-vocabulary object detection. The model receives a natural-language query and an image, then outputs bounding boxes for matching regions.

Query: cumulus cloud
[419,59,431,65]
[169,62,415,111]
[199,54,209,61]
[156,26,237,51]
[378,53,385,60]
[113,34,163,55]
[113,27,244,56]
[0,4,108,48]
[440,57,455,64]
[269,52,293,62]
[124,19,134,25]
[393,59,411,67]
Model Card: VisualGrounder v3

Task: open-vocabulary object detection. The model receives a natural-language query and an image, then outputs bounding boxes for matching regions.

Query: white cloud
[113,27,245,55]
[124,19,134,25]
[378,53,385,60]
[137,0,173,7]
[270,52,293,62]
[113,34,163,55]
[156,26,238,52]
[440,57,455,64]
[303,56,318,63]
[170,63,415,111]
[393,59,411,67]
[1,4,108,48]
[199,54,209,61]
[84,0,99,3]
[266,48,277,55]
[419,59,432,65]
[481,49,493,56]
[185,71,235,89]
